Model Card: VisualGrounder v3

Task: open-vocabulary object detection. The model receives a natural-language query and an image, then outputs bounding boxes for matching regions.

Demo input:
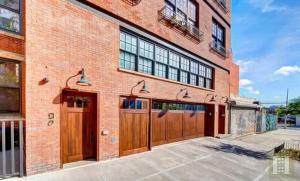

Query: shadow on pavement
[203,143,272,160]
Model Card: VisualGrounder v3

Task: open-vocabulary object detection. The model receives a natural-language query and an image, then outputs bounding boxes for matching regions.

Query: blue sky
[232,0,300,103]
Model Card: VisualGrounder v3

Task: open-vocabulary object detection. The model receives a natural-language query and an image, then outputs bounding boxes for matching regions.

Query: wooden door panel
[67,113,83,162]
[83,112,95,159]
[120,113,149,156]
[183,111,197,138]
[218,105,226,134]
[205,105,215,136]
[166,112,183,142]
[120,113,133,152]
[152,111,167,146]
[133,114,141,149]
[119,98,150,156]
[140,114,149,148]
[196,112,205,136]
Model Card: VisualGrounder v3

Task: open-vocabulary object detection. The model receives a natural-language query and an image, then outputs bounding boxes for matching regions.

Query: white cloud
[240,79,260,95]
[243,87,260,95]
[248,0,286,13]
[235,60,254,73]
[240,79,252,87]
[274,66,300,76]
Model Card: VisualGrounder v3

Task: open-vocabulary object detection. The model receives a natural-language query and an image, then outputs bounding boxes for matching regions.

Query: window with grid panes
[169,52,180,68]
[138,39,154,74]
[155,46,168,64]
[0,60,21,113]
[0,0,21,33]
[165,0,198,26]
[205,67,213,89]
[120,51,135,70]
[199,64,206,77]
[190,74,197,86]
[190,61,198,74]
[180,57,189,71]
[119,31,215,89]
[139,39,154,59]
[138,57,152,75]
[169,67,178,81]
[199,76,205,87]
[155,62,167,78]
[120,32,137,54]
[212,20,225,47]
[180,71,188,83]
[198,64,206,88]
[120,32,137,70]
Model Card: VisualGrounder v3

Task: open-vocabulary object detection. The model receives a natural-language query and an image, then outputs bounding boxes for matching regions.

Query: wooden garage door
[119,97,150,156]
[152,102,205,146]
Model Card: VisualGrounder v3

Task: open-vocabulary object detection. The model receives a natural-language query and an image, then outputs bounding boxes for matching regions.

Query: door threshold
[63,159,96,169]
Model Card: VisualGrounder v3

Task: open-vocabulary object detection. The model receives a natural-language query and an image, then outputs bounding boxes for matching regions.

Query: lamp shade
[76,69,92,86]
[210,96,217,102]
[139,83,150,93]
[183,91,191,99]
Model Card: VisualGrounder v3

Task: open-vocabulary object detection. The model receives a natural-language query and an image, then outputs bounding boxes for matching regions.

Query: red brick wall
[0,34,24,55]
[24,0,231,175]
[87,0,231,70]
[230,62,239,96]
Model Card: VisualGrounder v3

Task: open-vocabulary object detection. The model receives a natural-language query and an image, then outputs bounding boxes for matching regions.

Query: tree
[276,97,300,116]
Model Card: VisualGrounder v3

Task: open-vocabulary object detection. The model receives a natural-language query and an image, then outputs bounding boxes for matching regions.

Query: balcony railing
[215,0,229,13]
[210,41,230,58]
[158,6,204,41]
[0,117,24,179]
[121,0,142,6]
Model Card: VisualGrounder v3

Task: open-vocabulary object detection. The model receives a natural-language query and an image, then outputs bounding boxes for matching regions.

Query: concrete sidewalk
[9,128,300,181]
[235,127,300,148]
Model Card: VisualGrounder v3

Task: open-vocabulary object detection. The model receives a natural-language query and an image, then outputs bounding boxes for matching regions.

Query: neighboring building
[230,61,239,97]
[229,96,260,137]
[0,0,238,177]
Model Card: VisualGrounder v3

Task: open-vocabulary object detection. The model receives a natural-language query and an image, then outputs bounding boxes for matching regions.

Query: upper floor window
[215,0,228,13]
[0,0,21,33]
[119,31,214,89]
[212,20,225,47]
[211,20,228,57]
[0,60,21,113]
[166,0,198,26]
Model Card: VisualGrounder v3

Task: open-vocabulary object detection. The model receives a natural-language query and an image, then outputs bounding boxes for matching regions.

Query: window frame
[119,30,215,90]
[0,0,22,34]
[212,19,225,47]
[0,59,22,114]
[165,0,199,27]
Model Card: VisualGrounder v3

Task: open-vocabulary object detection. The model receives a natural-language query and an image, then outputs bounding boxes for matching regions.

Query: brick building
[0,0,239,177]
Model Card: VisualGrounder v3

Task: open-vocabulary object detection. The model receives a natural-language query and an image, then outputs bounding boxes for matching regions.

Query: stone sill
[0,50,25,61]
[118,68,215,92]
[0,113,24,121]
[0,29,24,40]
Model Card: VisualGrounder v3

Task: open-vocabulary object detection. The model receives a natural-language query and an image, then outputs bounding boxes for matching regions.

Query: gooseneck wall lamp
[130,80,150,95]
[206,94,217,102]
[220,96,230,104]
[176,88,191,100]
[65,68,92,88]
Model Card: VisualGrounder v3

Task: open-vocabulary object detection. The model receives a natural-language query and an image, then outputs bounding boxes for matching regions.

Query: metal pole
[284,89,289,129]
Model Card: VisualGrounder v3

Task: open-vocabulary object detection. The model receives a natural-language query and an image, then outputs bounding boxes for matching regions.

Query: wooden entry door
[119,97,150,156]
[218,105,226,134]
[61,91,97,164]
